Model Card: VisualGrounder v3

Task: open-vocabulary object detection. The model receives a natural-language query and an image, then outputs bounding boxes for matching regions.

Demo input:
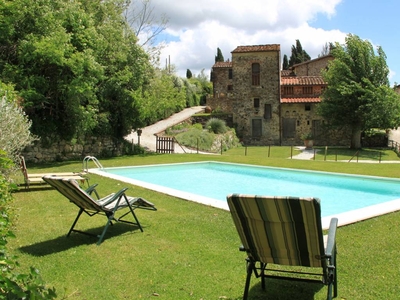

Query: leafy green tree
[138,70,186,124]
[282,55,289,70]
[319,34,400,148]
[186,69,193,79]
[0,0,152,142]
[215,47,224,63]
[288,40,311,67]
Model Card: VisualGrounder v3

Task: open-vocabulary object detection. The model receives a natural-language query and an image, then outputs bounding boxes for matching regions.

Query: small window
[264,104,271,119]
[228,85,233,91]
[302,86,313,94]
[305,104,311,111]
[253,98,260,108]
[252,63,260,86]
[228,68,233,79]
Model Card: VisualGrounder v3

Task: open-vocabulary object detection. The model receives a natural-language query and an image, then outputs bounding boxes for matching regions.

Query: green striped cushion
[227,194,325,267]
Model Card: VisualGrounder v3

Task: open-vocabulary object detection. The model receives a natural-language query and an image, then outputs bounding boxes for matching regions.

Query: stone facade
[292,55,333,76]
[207,45,349,146]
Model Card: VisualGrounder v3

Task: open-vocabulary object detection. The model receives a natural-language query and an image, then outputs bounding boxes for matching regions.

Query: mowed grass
[8,146,400,299]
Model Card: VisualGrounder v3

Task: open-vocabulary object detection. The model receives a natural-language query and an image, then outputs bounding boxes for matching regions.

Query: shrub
[0,82,38,165]
[0,151,56,299]
[206,118,227,134]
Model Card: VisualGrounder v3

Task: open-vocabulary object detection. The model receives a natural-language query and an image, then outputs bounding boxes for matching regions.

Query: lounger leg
[97,214,114,245]
[68,209,84,237]
[243,259,254,300]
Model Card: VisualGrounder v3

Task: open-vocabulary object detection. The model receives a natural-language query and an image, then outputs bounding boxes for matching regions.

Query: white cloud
[138,0,346,77]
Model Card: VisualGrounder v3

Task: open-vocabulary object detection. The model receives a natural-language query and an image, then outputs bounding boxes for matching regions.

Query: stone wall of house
[206,95,234,113]
[232,49,281,145]
[21,137,130,163]
[211,64,233,98]
[293,55,333,76]
[280,102,351,146]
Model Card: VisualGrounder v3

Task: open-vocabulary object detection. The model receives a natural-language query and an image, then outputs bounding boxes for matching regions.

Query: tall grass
[8,147,400,299]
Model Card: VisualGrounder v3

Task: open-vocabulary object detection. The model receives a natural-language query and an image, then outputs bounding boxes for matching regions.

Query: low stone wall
[22,137,129,163]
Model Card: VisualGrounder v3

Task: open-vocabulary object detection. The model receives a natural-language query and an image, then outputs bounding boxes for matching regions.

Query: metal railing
[82,156,103,172]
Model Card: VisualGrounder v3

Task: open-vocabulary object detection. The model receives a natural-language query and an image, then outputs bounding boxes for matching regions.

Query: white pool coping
[89,167,400,230]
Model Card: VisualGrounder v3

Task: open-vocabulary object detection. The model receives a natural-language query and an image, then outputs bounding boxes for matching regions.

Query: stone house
[207,44,344,146]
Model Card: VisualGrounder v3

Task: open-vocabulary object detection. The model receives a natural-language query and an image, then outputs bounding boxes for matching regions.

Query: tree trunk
[350,126,362,149]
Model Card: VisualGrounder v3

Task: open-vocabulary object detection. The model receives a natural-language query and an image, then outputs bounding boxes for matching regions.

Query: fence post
[268,145,271,157]
[221,140,223,155]
[290,145,293,159]
[245,146,247,156]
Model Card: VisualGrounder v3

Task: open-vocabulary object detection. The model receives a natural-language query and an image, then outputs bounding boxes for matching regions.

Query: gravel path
[125,106,206,153]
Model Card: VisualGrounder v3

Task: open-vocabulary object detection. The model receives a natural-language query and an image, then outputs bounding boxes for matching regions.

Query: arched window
[252,63,260,86]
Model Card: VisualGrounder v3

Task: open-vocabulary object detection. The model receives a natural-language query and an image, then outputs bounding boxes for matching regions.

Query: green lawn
[9,147,400,299]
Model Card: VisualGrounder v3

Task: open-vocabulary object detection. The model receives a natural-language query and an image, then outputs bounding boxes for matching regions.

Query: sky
[135,0,400,86]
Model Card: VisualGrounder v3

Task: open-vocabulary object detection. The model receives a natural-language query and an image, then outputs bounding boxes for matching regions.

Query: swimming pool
[90,161,400,229]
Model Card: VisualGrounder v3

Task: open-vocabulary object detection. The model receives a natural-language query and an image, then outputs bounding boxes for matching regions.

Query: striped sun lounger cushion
[227,193,325,268]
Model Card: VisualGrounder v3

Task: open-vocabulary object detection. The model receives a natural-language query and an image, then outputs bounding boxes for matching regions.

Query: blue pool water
[96,161,400,217]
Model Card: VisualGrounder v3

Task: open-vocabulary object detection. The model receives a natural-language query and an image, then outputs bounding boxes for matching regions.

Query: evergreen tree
[282,55,289,70]
[215,47,224,63]
[288,40,311,67]
[186,69,193,79]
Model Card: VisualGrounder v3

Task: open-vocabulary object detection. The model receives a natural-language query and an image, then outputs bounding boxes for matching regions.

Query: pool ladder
[83,156,104,172]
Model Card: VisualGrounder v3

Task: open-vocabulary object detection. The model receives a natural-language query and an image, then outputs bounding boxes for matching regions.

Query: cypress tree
[215,47,224,62]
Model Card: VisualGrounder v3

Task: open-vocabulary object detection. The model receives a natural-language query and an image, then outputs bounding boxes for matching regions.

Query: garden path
[125,106,206,153]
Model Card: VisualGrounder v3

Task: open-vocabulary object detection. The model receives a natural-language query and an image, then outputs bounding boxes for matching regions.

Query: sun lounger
[43,176,157,245]
[227,193,338,300]
[19,156,88,188]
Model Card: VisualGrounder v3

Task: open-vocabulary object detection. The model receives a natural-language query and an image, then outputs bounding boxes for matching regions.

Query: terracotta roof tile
[281,97,321,103]
[281,70,295,76]
[213,61,233,68]
[281,76,326,85]
[232,44,280,53]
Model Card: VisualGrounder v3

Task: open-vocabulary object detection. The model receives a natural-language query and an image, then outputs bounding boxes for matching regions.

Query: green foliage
[288,39,311,67]
[175,127,215,151]
[139,71,186,125]
[282,54,289,70]
[0,81,38,164]
[0,0,152,141]
[206,118,227,134]
[319,34,400,148]
[215,47,224,63]
[186,69,192,79]
[0,150,56,299]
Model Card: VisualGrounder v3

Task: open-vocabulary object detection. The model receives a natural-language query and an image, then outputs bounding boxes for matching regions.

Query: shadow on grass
[13,185,54,193]
[246,278,325,299]
[18,223,142,255]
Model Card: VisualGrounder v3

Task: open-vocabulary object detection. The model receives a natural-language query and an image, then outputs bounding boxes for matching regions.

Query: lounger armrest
[85,184,99,199]
[325,218,338,257]
[99,188,129,207]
